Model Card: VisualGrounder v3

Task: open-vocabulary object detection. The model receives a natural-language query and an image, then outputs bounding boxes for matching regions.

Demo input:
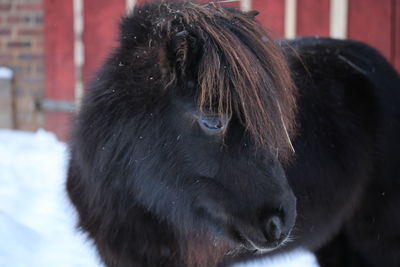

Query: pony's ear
[166,30,201,82]
[246,10,260,18]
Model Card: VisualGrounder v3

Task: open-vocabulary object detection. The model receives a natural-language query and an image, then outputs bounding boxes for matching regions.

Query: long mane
[123,0,297,159]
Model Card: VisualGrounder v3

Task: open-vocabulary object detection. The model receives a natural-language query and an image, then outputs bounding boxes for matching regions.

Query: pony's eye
[198,116,226,135]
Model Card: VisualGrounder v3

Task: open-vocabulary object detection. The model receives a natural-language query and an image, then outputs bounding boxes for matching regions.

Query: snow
[0,67,13,79]
[0,129,318,267]
[0,129,102,267]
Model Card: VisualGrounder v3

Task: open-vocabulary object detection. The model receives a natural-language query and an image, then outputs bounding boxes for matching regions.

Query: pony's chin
[244,242,281,254]
[228,229,290,254]
[238,239,282,254]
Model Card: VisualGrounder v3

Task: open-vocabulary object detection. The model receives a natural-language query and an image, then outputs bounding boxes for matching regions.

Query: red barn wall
[83,0,126,85]
[253,0,285,37]
[43,0,75,139]
[297,0,330,37]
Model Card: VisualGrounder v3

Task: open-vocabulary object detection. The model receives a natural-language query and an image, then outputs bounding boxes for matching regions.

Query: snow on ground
[0,67,13,79]
[0,129,318,267]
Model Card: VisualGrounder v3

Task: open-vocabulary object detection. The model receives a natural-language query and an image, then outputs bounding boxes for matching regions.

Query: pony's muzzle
[194,191,296,252]
[231,209,294,251]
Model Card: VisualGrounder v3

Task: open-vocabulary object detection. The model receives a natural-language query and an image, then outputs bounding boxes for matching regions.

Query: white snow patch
[0,67,13,79]
[0,129,102,267]
[235,250,318,267]
[0,129,318,267]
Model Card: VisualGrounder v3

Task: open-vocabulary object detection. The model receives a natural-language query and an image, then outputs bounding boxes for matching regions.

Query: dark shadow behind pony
[67,1,400,267]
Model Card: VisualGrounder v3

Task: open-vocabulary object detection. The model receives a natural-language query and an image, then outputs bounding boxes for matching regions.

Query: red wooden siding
[253,0,285,37]
[297,0,330,37]
[83,0,126,85]
[44,0,75,100]
[348,0,393,61]
[218,1,241,8]
[45,112,73,140]
[394,0,400,71]
[43,0,75,139]
[136,0,150,5]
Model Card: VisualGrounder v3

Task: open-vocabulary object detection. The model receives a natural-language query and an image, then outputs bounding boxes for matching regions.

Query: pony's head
[77,1,297,265]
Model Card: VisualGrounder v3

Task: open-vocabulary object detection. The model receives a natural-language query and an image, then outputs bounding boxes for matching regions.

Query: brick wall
[0,0,45,131]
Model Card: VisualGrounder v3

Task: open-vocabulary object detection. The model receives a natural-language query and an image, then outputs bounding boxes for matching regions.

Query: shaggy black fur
[67,1,400,267]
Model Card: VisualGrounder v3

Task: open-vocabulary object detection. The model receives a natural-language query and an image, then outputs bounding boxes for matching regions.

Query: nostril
[264,216,282,241]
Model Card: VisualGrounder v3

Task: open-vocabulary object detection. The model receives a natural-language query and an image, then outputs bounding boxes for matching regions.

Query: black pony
[67,1,400,266]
